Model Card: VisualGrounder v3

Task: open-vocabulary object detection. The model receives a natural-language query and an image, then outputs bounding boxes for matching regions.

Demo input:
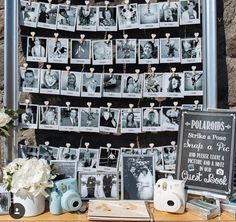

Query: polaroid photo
[98,147,120,172]
[138,3,159,29]
[18,145,39,159]
[103,73,122,98]
[39,105,59,130]
[47,38,69,64]
[117,4,138,30]
[38,145,59,163]
[27,37,47,62]
[184,71,203,96]
[181,38,202,64]
[160,38,181,63]
[59,107,80,132]
[78,172,119,200]
[121,148,142,155]
[182,104,203,111]
[98,6,117,31]
[138,39,159,64]
[121,154,155,200]
[71,39,91,64]
[163,146,177,170]
[20,0,39,28]
[122,74,143,98]
[142,107,161,132]
[159,1,179,27]
[50,160,77,178]
[78,148,99,172]
[77,6,98,31]
[19,103,38,129]
[19,67,40,93]
[92,40,113,65]
[40,69,61,95]
[163,72,185,98]
[81,73,102,98]
[0,184,10,215]
[99,107,120,134]
[58,146,79,161]
[57,4,78,32]
[61,71,81,97]
[116,39,137,64]
[143,73,164,97]
[121,109,142,134]
[161,106,181,131]
[180,0,200,25]
[80,107,100,133]
[37,3,58,30]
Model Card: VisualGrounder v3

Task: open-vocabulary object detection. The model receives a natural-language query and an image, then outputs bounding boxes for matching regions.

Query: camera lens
[73,201,79,208]
[167,200,175,206]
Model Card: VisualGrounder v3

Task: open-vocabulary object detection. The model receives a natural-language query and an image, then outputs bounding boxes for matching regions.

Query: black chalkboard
[176,111,236,195]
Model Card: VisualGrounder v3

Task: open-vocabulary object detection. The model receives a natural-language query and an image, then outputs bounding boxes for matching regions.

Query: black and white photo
[103,73,122,98]
[160,38,181,63]
[37,3,58,30]
[40,69,60,94]
[78,148,99,172]
[142,107,161,132]
[71,39,91,64]
[47,38,68,64]
[39,105,59,130]
[117,4,138,30]
[159,1,179,27]
[92,40,113,65]
[58,146,79,161]
[181,38,202,64]
[138,39,159,64]
[27,37,47,62]
[20,0,39,28]
[78,172,119,200]
[57,4,78,31]
[180,0,200,25]
[38,145,59,163]
[121,147,142,155]
[143,73,164,97]
[19,104,38,129]
[61,71,81,97]
[121,155,155,200]
[161,106,181,131]
[163,146,177,170]
[0,185,10,215]
[98,6,117,31]
[182,104,203,111]
[122,74,143,98]
[59,107,79,132]
[116,39,137,64]
[98,147,120,172]
[20,67,40,93]
[184,71,203,95]
[80,107,100,133]
[138,3,159,29]
[121,109,142,134]
[50,160,77,178]
[81,73,102,98]
[99,107,120,134]
[163,72,184,97]
[18,145,39,159]
[77,6,98,31]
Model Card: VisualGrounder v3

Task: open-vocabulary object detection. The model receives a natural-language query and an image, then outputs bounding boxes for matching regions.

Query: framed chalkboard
[176,111,236,195]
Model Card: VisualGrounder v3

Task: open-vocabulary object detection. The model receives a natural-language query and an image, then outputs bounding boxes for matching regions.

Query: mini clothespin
[124,0,129,9]
[123,34,128,44]
[30,32,35,41]
[105,1,109,10]
[66,0,71,10]
[109,68,113,77]
[54,33,59,41]
[90,68,95,77]
[107,102,112,112]
[166,33,170,44]
[66,66,71,75]
[167,0,171,6]
[135,69,140,79]
[145,0,151,10]
[85,0,90,10]
[192,66,196,76]
[194,100,199,110]
[85,142,90,151]
[106,34,112,44]
[151,34,156,44]
[48,0,52,9]
[128,104,134,113]
[173,101,178,110]
[171,67,176,77]
[106,143,111,152]
[28,0,32,6]
[24,139,29,146]
[23,63,28,70]
[194,32,199,43]
[171,141,177,150]
[66,102,71,111]
[151,67,156,76]
[130,143,135,152]
[149,143,155,153]
[25,99,30,109]
[45,141,50,149]
[46,64,51,72]
[87,102,92,112]
[66,143,71,149]
[80,34,85,44]
[150,103,155,111]
[44,101,49,110]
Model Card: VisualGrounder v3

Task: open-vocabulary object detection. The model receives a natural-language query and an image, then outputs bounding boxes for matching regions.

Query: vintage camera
[49,178,82,215]
[154,178,186,214]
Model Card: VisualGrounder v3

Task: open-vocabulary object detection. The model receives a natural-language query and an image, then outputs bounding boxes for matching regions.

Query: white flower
[0,110,12,127]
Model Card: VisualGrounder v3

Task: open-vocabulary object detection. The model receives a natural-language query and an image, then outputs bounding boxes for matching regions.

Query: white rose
[0,112,12,127]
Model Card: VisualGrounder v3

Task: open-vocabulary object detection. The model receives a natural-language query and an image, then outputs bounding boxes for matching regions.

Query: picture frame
[50,160,77,178]
[38,144,59,163]
[78,148,99,172]
[183,71,203,96]
[18,144,39,159]
[0,184,10,215]
[142,107,162,132]
[103,73,122,98]
[58,146,79,161]
[39,105,59,130]
[78,172,119,200]
[163,146,177,170]
[180,0,200,25]
[121,154,155,200]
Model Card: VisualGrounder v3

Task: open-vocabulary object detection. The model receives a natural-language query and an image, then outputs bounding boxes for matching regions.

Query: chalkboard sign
[176,111,236,195]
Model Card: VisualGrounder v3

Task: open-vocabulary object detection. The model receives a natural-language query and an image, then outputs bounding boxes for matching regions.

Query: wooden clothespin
[66,66,71,75]
[66,0,71,10]
[123,34,128,44]
[107,102,112,112]
[85,0,90,11]
[80,34,85,44]
[105,1,109,10]
[151,34,156,44]
[28,0,32,6]
[87,102,92,112]
[66,102,71,111]
[151,67,156,76]
[106,34,112,44]
[150,103,155,111]
[48,0,52,9]
[106,143,111,152]
[166,33,170,44]
[171,67,176,77]
[44,101,49,110]
[109,68,113,77]
[66,143,71,149]
[192,66,196,76]
[44,141,50,149]
[54,33,59,41]
[124,0,129,9]
[171,141,177,150]
[145,0,151,10]
[135,69,140,79]
[30,32,35,41]
[130,143,135,153]
[173,101,178,111]
[194,32,199,43]
[90,68,95,77]
[46,64,51,72]
[25,99,30,109]
[85,142,90,151]
[128,104,134,113]
[23,63,28,70]
[149,143,155,153]
[194,100,199,110]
